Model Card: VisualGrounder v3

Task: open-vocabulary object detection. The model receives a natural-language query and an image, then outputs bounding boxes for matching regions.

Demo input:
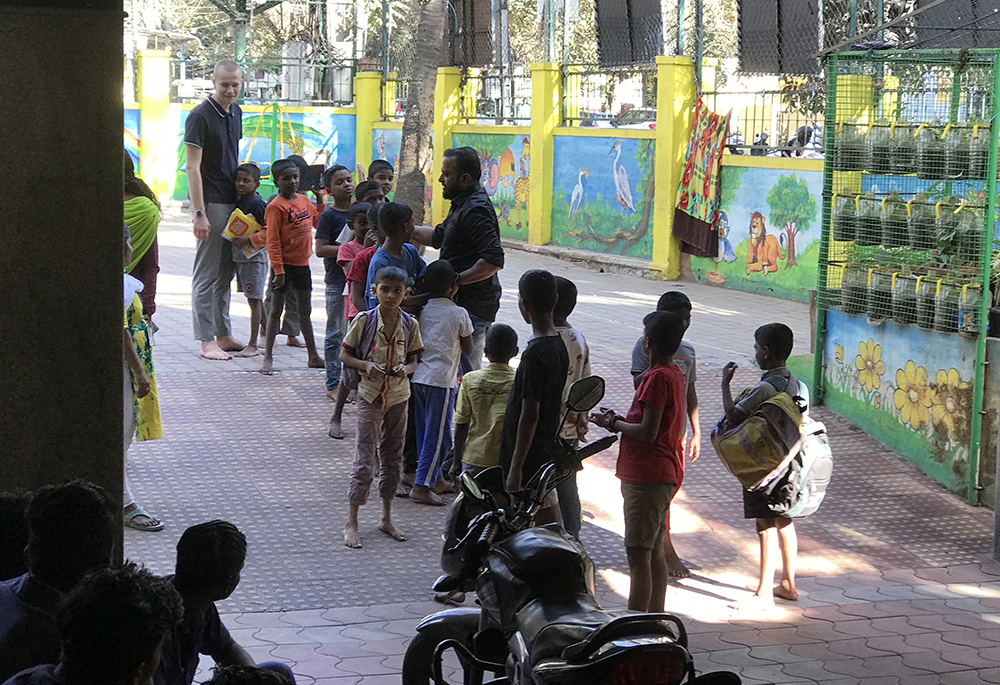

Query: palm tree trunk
[395,0,448,225]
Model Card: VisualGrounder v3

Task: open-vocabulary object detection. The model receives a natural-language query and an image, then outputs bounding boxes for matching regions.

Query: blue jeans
[459,314,492,375]
[557,438,582,538]
[325,284,345,389]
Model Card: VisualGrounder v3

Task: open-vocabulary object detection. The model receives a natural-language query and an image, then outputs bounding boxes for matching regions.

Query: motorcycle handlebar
[475,520,498,555]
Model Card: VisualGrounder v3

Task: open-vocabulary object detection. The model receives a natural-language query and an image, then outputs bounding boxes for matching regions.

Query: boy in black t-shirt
[498,270,569,526]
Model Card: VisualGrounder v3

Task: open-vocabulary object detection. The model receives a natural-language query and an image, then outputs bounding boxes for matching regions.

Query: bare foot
[378,519,407,541]
[344,521,362,548]
[233,345,259,358]
[286,335,306,348]
[259,357,274,375]
[666,554,692,579]
[728,594,775,612]
[328,417,344,439]
[401,471,415,487]
[347,388,357,404]
[326,388,338,400]
[433,477,455,495]
[774,579,799,601]
[395,482,411,498]
[411,485,446,506]
[200,341,232,361]
[216,335,245,352]
[307,355,325,369]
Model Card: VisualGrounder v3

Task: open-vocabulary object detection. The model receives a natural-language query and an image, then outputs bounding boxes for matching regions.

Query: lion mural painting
[746,211,786,274]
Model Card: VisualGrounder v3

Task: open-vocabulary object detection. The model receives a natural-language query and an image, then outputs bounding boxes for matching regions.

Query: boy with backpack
[721,322,800,609]
[590,312,687,613]
[340,266,423,549]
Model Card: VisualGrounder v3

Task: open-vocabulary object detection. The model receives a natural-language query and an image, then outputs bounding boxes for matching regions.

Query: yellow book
[222,209,264,258]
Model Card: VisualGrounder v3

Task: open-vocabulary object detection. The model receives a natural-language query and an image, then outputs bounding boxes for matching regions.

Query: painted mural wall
[171,109,356,201]
[823,308,975,494]
[690,164,822,304]
[371,127,432,218]
[452,132,530,240]
[124,108,141,166]
[549,135,655,260]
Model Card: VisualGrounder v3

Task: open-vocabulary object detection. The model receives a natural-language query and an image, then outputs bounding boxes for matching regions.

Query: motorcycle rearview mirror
[460,472,486,501]
[565,376,605,413]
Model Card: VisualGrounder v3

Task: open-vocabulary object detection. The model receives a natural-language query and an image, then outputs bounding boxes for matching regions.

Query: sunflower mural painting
[823,309,977,493]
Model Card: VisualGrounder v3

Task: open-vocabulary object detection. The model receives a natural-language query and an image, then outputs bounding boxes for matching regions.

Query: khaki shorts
[621,481,676,549]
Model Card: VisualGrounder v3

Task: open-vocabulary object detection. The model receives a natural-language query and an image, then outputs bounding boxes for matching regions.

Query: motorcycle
[402,376,741,685]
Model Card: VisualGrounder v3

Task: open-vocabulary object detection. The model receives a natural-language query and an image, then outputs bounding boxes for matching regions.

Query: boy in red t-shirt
[347,204,386,316]
[591,311,686,612]
[260,159,324,374]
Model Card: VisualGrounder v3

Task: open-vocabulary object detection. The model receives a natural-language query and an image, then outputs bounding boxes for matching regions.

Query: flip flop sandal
[124,506,165,532]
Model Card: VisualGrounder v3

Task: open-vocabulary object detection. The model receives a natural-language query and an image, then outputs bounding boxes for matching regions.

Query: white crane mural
[609,140,636,215]
[570,167,590,218]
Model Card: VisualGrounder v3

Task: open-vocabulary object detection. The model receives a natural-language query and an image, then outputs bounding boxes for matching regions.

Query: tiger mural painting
[746,211,786,274]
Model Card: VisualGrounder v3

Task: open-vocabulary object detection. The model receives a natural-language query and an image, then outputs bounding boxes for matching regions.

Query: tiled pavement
[124,209,1000,684]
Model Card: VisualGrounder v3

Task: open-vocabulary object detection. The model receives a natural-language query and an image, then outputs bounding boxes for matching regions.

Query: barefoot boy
[340,266,423,548]
[260,159,324,374]
[411,260,473,506]
[631,291,700,577]
[328,202,370,440]
[721,323,800,609]
[231,163,268,358]
[591,311,686,612]
[498,270,568,526]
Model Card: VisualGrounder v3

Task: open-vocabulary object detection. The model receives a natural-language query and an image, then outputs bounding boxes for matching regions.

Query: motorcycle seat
[514,593,621,667]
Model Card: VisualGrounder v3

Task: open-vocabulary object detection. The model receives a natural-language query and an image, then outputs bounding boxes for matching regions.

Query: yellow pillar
[354,71,382,180]
[650,55,697,279]
[528,63,562,245]
[136,49,173,201]
[432,67,463,226]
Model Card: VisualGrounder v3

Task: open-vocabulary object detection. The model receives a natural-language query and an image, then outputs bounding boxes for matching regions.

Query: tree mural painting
[451,132,530,237]
[767,173,817,269]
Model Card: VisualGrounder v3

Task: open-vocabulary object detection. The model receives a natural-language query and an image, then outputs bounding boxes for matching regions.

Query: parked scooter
[402,376,741,685]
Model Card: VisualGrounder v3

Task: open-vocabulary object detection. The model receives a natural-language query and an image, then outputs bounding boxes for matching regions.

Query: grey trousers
[192,202,237,341]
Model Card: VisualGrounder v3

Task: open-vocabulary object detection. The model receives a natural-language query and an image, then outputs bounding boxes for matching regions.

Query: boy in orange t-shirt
[260,159,324,374]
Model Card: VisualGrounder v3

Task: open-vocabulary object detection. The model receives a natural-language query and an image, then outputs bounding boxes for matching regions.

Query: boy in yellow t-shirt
[449,324,518,478]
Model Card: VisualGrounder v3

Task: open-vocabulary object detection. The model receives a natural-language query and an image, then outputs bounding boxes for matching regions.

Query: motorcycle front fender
[414,607,482,636]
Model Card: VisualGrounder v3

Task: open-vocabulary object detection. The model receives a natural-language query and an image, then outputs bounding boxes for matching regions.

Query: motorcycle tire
[401,621,479,685]
[689,671,742,684]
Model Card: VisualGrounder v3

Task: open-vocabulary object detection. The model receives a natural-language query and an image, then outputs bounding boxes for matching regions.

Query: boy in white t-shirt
[411,260,474,506]
[552,276,590,538]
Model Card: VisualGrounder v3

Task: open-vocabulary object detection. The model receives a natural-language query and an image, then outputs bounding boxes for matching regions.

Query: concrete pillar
[528,63,562,246]
[650,55,696,280]
[137,49,173,202]
[354,71,383,179]
[432,67,463,226]
[0,3,125,517]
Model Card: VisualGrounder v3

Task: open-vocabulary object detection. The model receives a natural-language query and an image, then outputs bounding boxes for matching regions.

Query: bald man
[186,60,246,361]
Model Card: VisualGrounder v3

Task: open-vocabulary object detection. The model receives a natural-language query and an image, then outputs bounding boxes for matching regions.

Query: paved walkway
[125,209,1000,684]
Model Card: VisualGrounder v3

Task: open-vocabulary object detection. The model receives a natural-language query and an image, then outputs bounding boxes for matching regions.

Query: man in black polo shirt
[185,60,244,361]
[413,146,504,371]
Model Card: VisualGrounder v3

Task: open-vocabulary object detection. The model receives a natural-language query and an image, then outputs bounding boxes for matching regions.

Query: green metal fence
[815,49,1000,504]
